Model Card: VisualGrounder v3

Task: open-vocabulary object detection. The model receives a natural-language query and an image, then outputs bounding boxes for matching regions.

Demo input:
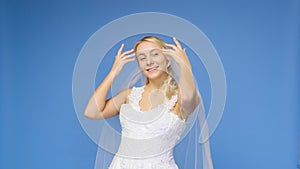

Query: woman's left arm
[163,37,201,115]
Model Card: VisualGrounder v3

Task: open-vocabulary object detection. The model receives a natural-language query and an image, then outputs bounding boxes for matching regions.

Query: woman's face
[136,41,169,80]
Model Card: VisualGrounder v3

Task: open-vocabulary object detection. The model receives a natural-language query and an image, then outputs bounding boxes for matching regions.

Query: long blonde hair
[134,36,178,100]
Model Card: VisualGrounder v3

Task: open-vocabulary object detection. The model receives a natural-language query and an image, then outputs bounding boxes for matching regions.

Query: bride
[84,36,213,169]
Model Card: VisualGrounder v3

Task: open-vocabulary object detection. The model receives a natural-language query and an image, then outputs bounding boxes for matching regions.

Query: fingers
[117,44,134,57]
[165,37,183,50]
[120,49,134,57]
[117,43,124,56]
[161,48,174,55]
[123,58,135,64]
[162,46,187,65]
[165,43,177,50]
[115,43,136,66]
[116,44,135,61]
[173,37,183,49]
[121,53,135,60]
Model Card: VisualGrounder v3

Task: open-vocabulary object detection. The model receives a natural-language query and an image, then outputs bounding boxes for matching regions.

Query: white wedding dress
[108,85,187,169]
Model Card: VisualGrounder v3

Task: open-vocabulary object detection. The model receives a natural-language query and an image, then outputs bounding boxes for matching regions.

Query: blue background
[1,0,299,169]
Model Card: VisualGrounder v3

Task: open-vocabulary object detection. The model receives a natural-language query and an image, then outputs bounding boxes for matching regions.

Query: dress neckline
[132,85,186,123]
[137,85,162,113]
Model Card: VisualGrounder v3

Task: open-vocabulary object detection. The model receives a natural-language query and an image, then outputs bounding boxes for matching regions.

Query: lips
[146,66,159,72]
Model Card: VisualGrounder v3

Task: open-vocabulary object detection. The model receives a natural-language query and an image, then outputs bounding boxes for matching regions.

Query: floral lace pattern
[109,154,179,169]
[127,86,145,112]
[128,85,179,114]
[109,85,186,169]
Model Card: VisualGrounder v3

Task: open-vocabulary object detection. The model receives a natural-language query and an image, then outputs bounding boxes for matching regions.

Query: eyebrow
[137,49,160,57]
[137,53,146,58]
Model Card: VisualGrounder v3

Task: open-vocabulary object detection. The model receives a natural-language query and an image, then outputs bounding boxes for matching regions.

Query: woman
[84,36,213,169]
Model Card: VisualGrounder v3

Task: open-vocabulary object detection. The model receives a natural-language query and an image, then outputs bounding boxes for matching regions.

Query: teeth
[147,66,158,71]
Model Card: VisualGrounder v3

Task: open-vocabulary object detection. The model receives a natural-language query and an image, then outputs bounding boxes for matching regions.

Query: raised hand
[85,43,135,120]
[163,37,199,115]
[111,43,135,76]
[162,37,192,71]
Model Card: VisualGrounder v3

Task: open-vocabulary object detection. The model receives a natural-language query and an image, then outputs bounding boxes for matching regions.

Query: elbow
[84,110,94,119]
[84,100,104,120]
[84,109,102,120]
[84,111,92,119]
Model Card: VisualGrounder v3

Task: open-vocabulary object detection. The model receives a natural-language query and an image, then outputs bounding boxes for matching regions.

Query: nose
[146,56,154,66]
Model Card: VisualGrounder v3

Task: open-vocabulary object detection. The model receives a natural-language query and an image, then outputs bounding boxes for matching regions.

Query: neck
[147,73,168,90]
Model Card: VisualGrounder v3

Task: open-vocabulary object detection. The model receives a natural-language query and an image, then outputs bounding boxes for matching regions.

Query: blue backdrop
[1,0,299,169]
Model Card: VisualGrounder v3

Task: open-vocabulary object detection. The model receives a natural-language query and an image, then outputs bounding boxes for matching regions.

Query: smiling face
[135,41,169,80]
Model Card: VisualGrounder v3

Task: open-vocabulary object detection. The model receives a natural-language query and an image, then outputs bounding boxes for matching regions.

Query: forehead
[136,41,161,53]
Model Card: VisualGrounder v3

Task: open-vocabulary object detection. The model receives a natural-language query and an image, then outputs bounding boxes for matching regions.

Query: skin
[84,37,200,120]
[135,41,171,112]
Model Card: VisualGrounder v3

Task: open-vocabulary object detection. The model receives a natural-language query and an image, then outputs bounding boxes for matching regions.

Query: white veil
[93,93,213,169]
[92,62,214,169]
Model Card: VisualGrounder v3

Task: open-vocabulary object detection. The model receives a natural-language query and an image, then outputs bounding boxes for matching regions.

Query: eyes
[138,51,160,61]
[139,57,146,61]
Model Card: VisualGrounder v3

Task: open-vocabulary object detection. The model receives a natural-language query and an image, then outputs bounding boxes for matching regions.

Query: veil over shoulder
[93,88,214,169]
[92,56,214,168]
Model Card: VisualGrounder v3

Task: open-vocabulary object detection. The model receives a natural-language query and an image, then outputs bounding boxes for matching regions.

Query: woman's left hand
[162,37,192,71]
[163,37,200,115]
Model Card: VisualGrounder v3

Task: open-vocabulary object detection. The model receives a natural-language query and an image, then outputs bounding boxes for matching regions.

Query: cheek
[152,56,164,64]
[156,57,168,67]
[137,61,146,70]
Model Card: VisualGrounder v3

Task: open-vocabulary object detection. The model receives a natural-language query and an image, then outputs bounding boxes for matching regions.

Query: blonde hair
[134,36,178,100]
[134,36,189,120]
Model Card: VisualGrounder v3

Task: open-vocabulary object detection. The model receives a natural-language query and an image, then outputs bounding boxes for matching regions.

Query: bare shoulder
[117,87,132,101]
[117,88,132,104]
[119,87,132,95]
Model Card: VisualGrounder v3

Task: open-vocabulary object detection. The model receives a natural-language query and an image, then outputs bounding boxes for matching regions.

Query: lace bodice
[109,85,187,169]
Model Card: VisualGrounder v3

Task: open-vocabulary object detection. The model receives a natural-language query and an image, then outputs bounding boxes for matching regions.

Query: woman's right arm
[84,44,135,120]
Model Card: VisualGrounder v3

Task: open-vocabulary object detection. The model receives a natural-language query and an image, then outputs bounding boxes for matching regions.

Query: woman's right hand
[85,44,135,120]
[110,43,135,76]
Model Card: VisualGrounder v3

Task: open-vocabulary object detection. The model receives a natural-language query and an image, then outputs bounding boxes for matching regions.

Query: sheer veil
[93,62,214,169]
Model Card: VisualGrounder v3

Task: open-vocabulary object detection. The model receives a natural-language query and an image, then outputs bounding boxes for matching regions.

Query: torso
[125,84,183,121]
[109,85,187,168]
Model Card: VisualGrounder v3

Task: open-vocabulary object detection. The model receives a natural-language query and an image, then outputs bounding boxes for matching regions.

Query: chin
[144,70,165,80]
